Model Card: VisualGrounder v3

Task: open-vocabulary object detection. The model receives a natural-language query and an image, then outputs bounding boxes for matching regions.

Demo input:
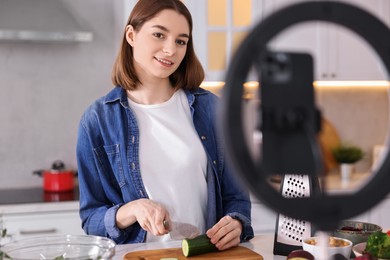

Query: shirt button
[131,162,136,170]
[213,160,217,165]
[201,136,207,140]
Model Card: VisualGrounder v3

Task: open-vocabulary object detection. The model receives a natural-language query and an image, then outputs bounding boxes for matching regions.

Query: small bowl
[333,220,382,245]
[0,234,116,260]
[352,242,366,257]
[302,236,352,259]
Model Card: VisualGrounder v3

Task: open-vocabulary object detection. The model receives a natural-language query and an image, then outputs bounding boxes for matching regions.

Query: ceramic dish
[353,242,366,257]
[302,236,352,259]
[333,220,382,245]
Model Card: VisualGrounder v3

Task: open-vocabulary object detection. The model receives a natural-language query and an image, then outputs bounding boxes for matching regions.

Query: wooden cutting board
[123,246,263,259]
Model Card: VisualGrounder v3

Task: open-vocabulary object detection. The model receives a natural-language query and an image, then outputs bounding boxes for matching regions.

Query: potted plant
[331,142,364,181]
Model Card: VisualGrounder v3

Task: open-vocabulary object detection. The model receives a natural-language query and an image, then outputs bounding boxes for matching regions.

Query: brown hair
[111,0,204,91]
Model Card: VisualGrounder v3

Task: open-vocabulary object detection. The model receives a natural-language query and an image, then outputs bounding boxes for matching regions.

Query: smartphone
[258,50,321,175]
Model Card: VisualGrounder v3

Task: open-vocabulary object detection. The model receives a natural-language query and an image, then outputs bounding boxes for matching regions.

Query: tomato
[387,230,390,236]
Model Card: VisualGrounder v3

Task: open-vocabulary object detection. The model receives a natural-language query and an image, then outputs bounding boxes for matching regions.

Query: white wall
[0,0,127,188]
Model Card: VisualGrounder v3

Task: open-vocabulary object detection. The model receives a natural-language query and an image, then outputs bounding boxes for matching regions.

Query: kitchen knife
[164,220,200,240]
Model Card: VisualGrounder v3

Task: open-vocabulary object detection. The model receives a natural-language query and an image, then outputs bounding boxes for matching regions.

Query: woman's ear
[125,25,135,46]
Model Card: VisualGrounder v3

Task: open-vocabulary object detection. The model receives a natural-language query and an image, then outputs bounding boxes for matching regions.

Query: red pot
[33,160,77,192]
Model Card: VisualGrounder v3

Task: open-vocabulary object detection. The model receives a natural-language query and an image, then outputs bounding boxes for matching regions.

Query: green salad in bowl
[363,231,390,259]
[365,231,390,259]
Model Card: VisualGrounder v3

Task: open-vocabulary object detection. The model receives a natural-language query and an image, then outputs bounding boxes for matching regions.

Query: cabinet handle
[19,228,57,235]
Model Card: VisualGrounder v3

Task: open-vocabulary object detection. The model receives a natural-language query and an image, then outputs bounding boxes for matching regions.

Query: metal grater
[273,174,315,256]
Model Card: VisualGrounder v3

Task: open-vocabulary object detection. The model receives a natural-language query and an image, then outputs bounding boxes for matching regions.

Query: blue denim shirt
[76,86,254,244]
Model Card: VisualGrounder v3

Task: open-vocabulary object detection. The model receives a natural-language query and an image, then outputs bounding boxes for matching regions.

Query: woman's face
[126,9,190,83]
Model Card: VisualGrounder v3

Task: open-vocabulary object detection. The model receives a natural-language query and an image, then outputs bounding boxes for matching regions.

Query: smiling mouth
[155,57,174,65]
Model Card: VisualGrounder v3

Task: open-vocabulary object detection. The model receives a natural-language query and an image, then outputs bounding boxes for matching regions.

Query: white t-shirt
[128,89,208,242]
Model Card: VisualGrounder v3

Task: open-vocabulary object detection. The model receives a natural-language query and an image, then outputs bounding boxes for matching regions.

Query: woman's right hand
[116,198,170,236]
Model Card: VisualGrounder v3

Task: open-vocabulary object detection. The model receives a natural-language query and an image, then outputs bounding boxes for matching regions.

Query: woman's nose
[163,40,176,56]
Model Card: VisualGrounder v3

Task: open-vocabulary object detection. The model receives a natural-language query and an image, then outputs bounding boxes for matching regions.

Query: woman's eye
[176,40,187,46]
[153,32,164,39]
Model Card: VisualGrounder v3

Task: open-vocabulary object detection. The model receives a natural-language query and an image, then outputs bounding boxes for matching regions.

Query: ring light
[221,1,390,231]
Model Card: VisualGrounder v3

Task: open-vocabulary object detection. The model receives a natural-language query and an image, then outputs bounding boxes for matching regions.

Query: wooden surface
[123,246,263,259]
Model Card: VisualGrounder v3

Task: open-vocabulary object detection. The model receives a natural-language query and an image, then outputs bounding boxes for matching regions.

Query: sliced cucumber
[182,234,217,257]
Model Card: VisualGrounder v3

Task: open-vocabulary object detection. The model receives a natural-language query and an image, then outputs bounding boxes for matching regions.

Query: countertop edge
[0,200,79,215]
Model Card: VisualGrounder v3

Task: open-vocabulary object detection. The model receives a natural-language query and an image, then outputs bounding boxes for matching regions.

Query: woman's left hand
[206,215,242,250]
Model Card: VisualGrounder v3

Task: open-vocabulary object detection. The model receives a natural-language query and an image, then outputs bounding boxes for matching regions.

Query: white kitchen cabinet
[264,0,390,80]
[182,0,390,81]
[0,201,84,241]
[318,0,390,80]
[265,0,390,81]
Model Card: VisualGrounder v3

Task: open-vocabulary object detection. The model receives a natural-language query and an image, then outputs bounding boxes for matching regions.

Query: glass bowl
[0,234,116,260]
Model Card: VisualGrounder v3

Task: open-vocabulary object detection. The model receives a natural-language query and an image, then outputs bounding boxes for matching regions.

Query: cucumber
[182,234,217,257]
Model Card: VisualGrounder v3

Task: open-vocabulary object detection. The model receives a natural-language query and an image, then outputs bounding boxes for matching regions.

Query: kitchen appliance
[220,0,390,257]
[43,189,76,202]
[33,160,77,192]
[0,0,93,43]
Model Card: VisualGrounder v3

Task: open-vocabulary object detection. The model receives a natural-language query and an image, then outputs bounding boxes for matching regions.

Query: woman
[76,0,254,249]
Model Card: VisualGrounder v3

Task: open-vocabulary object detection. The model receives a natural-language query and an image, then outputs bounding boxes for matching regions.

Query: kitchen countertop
[114,233,284,260]
[323,171,372,194]
[0,186,79,205]
[115,229,390,259]
[0,171,379,206]
[0,186,80,214]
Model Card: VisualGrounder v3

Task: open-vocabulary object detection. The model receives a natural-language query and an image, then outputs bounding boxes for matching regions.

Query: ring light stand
[220,0,390,254]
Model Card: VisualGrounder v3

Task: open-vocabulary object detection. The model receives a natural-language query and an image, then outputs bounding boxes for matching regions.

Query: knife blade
[164,220,200,240]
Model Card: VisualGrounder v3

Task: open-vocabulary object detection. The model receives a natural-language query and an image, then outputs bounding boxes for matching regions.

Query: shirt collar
[103,86,209,108]
[103,86,129,108]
